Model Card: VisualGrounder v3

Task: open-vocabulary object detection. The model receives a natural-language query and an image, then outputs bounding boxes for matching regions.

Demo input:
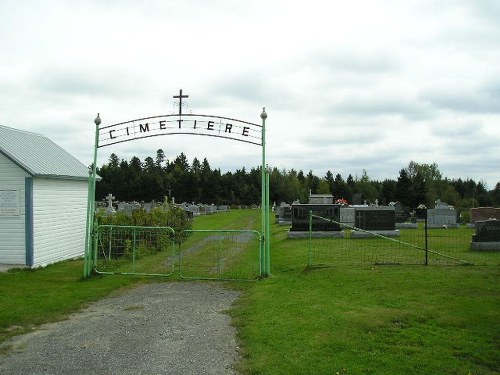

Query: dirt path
[0,282,241,375]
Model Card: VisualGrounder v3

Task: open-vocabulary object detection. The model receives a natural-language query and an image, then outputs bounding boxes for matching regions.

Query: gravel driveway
[0,282,241,375]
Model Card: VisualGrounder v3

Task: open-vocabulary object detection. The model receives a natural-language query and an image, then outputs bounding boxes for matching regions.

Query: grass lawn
[231,220,500,374]
[1,209,499,374]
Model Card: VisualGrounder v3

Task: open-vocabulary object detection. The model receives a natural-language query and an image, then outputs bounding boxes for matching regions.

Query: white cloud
[0,0,499,189]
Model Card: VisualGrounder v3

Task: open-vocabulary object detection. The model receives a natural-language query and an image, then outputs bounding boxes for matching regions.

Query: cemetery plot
[178,230,262,280]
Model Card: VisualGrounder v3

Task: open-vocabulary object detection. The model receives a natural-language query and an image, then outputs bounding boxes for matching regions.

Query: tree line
[96,150,500,209]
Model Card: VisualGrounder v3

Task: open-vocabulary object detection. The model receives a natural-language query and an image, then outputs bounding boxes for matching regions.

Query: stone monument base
[470,241,500,251]
[396,222,418,229]
[288,231,345,239]
[427,224,460,229]
[351,230,400,238]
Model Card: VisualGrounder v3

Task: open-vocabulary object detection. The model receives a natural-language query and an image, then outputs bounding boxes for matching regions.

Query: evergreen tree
[396,169,412,207]
[95,152,498,209]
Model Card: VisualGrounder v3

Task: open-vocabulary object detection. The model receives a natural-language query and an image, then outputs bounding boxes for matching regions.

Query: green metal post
[265,165,271,275]
[93,220,99,268]
[84,170,92,278]
[84,114,101,278]
[132,227,137,273]
[260,108,268,277]
[308,210,313,267]
[424,208,429,265]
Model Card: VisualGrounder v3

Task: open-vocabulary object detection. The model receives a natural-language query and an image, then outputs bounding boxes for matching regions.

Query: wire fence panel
[426,226,498,266]
[95,225,176,276]
[307,214,500,267]
[179,230,262,280]
[307,229,425,267]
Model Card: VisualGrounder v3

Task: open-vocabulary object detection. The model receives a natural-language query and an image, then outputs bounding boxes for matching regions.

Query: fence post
[424,209,429,265]
[308,210,313,267]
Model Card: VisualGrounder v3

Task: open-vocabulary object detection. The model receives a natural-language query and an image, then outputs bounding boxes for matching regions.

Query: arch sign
[84,90,270,278]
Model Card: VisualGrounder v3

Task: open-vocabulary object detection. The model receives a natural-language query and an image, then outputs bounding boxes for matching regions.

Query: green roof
[0,125,90,180]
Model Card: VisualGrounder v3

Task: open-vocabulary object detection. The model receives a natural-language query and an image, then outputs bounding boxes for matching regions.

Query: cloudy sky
[1,0,499,188]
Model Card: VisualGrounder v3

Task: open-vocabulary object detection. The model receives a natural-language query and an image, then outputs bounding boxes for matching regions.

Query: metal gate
[94,225,176,276]
[179,230,262,280]
[94,225,262,280]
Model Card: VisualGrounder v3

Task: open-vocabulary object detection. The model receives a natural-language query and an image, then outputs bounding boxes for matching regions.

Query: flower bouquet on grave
[335,198,349,206]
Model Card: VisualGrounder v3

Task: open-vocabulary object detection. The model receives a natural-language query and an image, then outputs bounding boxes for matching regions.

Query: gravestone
[470,219,500,251]
[289,204,344,238]
[352,193,362,205]
[427,199,458,228]
[470,207,500,224]
[416,204,427,220]
[189,204,200,215]
[389,201,409,223]
[181,206,194,220]
[390,201,417,229]
[142,202,153,213]
[117,201,141,216]
[117,201,127,212]
[276,203,292,225]
[309,194,334,204]
[182,203,200,216]
[217,205,230,212]
[339,207,355,227]
[105,193,116,214]
[351,206,399,238]
[95,201,106,213]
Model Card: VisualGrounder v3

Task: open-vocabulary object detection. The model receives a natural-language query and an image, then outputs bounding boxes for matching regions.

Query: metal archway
[83,92,269,278]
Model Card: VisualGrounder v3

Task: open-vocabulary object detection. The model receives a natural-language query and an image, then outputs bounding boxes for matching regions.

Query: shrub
[95,204,192,244]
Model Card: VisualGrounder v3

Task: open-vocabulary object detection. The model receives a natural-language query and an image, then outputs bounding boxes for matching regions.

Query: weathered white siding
[0,153,29,265]
[32,178,88,267]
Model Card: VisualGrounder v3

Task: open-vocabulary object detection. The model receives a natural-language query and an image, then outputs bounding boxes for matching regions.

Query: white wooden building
[0,125,90,268]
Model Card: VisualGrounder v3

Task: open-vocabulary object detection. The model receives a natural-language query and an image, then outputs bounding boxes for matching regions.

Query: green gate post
[308,210,313,267]
[84,114,101,278]
[265,164,271,276]
[424,207,429,265]
[260,108,270,277]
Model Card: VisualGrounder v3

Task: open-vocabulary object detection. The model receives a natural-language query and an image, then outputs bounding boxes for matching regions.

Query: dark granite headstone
[471,219,500,251]
[354,207,395,231]
[291,204,341,231]
[416,204,427,220]
[472,220,500,242]
[389,201,410,223]
[352,193,362,205]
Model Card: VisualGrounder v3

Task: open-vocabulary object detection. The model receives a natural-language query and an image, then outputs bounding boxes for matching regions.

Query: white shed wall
[32,178,88,267]
[0,153,28,265]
